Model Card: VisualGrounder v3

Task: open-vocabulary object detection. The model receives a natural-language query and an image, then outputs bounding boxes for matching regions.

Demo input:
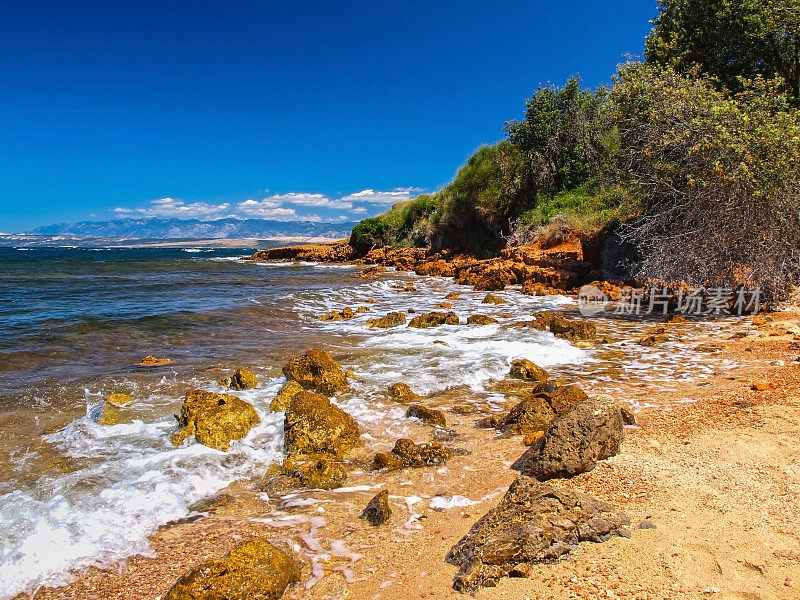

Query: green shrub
[349,217,389,251]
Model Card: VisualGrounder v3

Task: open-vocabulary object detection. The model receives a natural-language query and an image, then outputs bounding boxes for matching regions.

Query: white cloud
[350,206,368,214]
[340,188,417,204]
[263,192,354,209]
[113,197,230,219]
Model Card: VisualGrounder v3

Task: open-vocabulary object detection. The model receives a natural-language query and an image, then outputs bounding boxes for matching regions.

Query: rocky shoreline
[17,246,800,600]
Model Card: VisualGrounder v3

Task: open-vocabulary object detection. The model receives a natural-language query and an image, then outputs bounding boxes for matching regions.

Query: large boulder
[269,380,305,413]
[445,477,630,593]
[372,438,453,471]
[164,538,300,600]
[366,312,407,328]
[284,391,361,458]
[512,396,624,480]
[408,311,459,328]
[282,348,349,394]
[171,390,260,451]
[509,359,549,383]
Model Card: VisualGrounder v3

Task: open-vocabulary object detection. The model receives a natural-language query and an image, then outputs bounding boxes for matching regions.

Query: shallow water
[0,245,745,599]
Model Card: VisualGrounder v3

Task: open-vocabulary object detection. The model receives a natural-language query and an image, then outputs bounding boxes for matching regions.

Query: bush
[349,217,389,252]
[613,63,800,298]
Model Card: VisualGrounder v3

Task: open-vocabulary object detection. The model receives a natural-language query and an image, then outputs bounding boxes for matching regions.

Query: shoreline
[12,251,800,600]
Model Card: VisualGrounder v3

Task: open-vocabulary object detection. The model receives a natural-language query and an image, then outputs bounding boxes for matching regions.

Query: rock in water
[284,391,361,458]
[366,312,407,328]
[219,369,259,391]
[512,396,624,480]
[360,490,392,525]
[549,315,596,341]
[164,538,299,600]
[509,359,549,383]
[282,348,349,394]
[445,477,630,593]
[406,404,447,427]
[283,454,347,489]
[466,314,498,325]
[387,382,422,403]
[171,390,260,451]
[481,293,507,304]
[105,393,134,407]
[407,311,460,328]
[270,380,305,413]
[481,384,586,435]
[372,438,453,470]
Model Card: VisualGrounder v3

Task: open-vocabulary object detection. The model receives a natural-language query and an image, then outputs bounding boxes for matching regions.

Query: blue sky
[0,1,657,232]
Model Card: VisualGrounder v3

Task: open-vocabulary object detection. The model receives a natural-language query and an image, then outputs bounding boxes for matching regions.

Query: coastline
[13,247,800,600]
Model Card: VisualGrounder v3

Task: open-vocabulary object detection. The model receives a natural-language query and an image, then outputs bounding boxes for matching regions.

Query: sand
[19,309,800,600]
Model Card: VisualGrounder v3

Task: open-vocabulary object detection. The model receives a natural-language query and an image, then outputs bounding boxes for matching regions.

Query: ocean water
[0,244,735,599]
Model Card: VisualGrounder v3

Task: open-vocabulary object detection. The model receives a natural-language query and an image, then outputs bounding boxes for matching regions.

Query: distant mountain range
[29,217,358,240]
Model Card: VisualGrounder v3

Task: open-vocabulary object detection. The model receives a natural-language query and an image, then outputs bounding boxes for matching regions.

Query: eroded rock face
[509,359,549,383]
[284,391,361,458]
[372,438,453,471]
[282,454,346,490]
[219,369,259,391]
[408,311,459,328]
[406,404,447,427]
[360,490,392,526]
[171,390,260,451]
[366,312,407,328]
[164,538,300,600]
[446,477,630,593]
[387,382,422,404]
[512,396,624,480]
[270,380,305,413]
[282,348,349,394]
[467,314,498,325]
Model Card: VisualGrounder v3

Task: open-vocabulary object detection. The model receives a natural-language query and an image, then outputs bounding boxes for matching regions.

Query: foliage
[613,62,800,297]
[349,217,389,251]
[505,77,618,194]
[645,0,800,102]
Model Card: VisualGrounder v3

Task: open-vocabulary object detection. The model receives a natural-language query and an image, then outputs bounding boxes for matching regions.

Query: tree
[349,217,389,252]
[646,0,800,102]
[613,62,800,298]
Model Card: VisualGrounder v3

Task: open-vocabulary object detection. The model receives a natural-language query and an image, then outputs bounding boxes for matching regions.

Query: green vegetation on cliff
[351,0,800,297]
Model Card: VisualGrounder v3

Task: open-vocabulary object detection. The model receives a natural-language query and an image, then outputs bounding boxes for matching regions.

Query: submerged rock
[283,454,346,490]
[284,391,361,458]
[467,314,498,325]
[512,396,624,480]
[408,311,459,328]
[105,393,134,407]
[445,476,630,593]
[387,382,422,404]
[136,355,173,367]
[270,380,304,413]
[93,402,122,426]
[171,390,260,451]
[372,438,453,471]
[282,348,349,394]
[366,312,407,328]
[549,315,596,341]
[218,369,259,391]
[406,404,447,427]
[445,292,460,300]
[481,293,507,305]
[509,359,549,383]
[164,538,300,600]
[435,301,453,309]
[360,490,392,526]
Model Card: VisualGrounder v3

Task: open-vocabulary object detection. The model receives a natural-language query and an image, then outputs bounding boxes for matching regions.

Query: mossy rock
[270,380,304,413]
[218,369,259,391]
[372,438,453,471]
[509,359,549,383]
[387,382,422,404]
[171,390,260,451]
[282,348,349,394]
[284,391,361,458]
[164,538,299,600]
[283,454,347,490]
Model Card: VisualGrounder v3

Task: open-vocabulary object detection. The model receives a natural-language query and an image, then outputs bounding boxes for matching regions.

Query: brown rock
[224,369,259,391]
[164,538,300,600]
[549,315,596,341]
[509,359,549,383]
[270,380,304,413]
[445,477,630,593]
[136,355,173,367]
[751,381,775,391]
[445,292,460,300]
[372,438,453,470]
[283,454,346,489]
[408,311,459,328]
[512,396,624,480]
[284,391,361,458]
[360,490,392,526]
[467,314,498,325]
[282,348,349,394]
[171,390,260,451]
[106,393,134,407]
[406,404,447,427]
[436,302,453,309]
[366,312,407,328]
[523,431,544,446]
[319,307,355,321]
[387,382,422,404]
[481,293,507,305]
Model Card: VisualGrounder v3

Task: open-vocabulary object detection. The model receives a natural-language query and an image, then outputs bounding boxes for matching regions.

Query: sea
[0,239,735,599]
